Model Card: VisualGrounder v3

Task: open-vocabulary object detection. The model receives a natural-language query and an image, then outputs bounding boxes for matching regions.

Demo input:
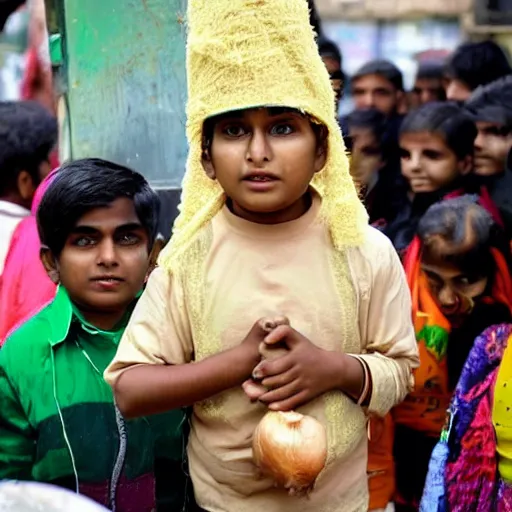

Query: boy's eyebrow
[71,222,144,234]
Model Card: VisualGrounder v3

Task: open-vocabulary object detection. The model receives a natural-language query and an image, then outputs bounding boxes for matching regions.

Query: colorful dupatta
[420,324,512,512]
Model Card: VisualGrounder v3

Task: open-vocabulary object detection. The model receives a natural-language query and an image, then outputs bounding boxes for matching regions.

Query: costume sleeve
[354,231,419,416]
[0,357,35,479]
[104,266,193,386]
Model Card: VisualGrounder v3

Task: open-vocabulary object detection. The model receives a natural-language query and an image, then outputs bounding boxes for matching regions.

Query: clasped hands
[241,316,347,412]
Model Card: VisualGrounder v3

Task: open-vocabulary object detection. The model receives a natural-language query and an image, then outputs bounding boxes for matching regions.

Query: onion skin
[252,410,327,496]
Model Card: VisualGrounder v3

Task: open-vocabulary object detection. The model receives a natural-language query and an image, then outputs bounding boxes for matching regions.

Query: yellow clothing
[106,196,418,512]
[493,335,512,483]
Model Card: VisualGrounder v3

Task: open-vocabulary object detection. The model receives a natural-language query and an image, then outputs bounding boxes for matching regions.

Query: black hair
[0,101,58,196]
[317,36,342,66]
[352,59,404,91]
[343,108,388,155]
[446,40,511,91]
[416,61,445,81]
[418,195,511,275]
[400,102,477,160]
[465,74,512,130]
[201,106,328,155]
[37,158,160,256]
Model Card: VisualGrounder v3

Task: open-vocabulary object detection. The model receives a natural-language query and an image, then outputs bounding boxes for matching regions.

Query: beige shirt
[105,196,418,512]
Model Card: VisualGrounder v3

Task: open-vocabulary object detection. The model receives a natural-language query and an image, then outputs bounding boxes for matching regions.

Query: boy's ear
[314,127,328,173]
[459,154,473,176]
[40,247,60,284]
[146,235,165,281]
[17,170,37,202]
[201,148,216,180]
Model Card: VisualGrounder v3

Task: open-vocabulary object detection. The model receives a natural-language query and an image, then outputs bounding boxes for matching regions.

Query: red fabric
[0,171,58,344]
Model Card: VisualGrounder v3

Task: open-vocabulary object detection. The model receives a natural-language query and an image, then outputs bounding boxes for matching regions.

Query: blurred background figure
[445,40,511,102]
[410,60,447,108]
[318,35,346,113]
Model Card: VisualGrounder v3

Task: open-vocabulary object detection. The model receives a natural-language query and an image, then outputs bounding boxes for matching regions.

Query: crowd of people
[0,0,511,511]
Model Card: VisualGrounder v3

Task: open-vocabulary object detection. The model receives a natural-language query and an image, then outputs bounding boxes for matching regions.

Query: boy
[445,40,511,103]
[411,60,446,108]
[0,159,189,512]
[105,1,419,511]
[317,36,345,112]
[0,100,57,273]
[465,75,512,235]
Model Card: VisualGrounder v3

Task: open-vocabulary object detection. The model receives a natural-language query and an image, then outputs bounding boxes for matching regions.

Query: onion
[252,410,327,495]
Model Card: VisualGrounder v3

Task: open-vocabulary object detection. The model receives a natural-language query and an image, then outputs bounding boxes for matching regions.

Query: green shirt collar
[46,285,136,347]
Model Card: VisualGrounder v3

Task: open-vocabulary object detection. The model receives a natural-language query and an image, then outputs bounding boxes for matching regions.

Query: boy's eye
[117,233,141,245]
[73,236,96,247]
[423,150,443,160]
[399,148,410,160]
[223,125,246,137]
[270,123,294,136]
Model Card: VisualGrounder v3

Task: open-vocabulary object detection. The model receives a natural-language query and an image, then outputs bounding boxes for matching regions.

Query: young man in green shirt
[0,158,189,512]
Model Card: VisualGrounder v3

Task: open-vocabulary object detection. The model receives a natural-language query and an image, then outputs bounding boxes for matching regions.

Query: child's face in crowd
[445,78,472,103]
[203,107,326,224]
[400,131,471,194]
[348,128,383,188]
[474,121,512,176]
[42,197,151,329]
[352,74,401,118]
[421,252,488,322]
[412,78,445,106]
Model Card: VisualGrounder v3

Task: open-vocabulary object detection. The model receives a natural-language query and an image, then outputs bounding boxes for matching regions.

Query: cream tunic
[105,196,418,512]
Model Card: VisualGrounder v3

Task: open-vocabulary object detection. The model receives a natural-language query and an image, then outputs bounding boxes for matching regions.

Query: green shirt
[0,286,188,511]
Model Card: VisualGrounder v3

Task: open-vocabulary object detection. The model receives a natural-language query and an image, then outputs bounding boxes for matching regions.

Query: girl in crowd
[393,196,512,510]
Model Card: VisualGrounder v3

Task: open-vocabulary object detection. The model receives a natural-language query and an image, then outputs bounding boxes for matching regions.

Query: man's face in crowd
[474,121,512,176]
[351,74,402,118]
[412,77,446,107]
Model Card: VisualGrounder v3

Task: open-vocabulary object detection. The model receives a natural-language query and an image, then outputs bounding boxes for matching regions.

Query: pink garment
[0,170,58,343]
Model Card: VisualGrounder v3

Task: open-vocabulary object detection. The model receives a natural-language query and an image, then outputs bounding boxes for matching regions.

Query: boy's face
[421,253,488,322]
[202,108,326,223]
[400,131,471,194]
[474,121,512,176]
[42,197,151,328]
[348,128,384,188]
[445,78,471,103]
[412,77,445,106]
[351,74,402,118]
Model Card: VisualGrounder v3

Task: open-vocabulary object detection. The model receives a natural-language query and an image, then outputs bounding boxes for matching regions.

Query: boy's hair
[351,59,404,91]
[418,195,509,275]
[416,60,445,81]
[400,102,477,160]
[445,41,511,91]
[0,101,58,196]
[37,158,160,256]
[317,36,342,66]
[465,75,512,130]
[344,108,388,155]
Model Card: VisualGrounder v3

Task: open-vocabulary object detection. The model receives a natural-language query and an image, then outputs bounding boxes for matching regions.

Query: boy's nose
[97,240,118,266]
[439,285,457,308]
[246,130,271,165]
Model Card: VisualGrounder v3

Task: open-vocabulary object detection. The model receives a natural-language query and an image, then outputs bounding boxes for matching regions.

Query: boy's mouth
[90,275,125,290]
[243,170,279,182]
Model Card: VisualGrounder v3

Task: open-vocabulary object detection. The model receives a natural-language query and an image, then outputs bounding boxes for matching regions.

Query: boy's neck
[228,191,313,225]
[74,305,130,332]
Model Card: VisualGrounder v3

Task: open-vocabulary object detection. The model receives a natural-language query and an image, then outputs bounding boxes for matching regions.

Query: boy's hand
[238,316,291,379]
[251,325,346,411]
